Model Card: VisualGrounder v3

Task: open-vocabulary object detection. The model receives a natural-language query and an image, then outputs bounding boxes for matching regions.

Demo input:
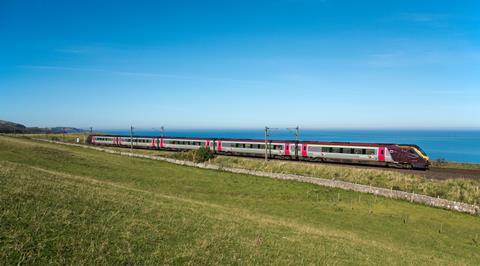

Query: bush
[433,158,448,166]
[194,147,215,163]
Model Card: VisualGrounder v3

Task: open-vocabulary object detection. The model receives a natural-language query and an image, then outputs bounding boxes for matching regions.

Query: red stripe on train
[284,143,290,155]
[378,147,385,161]
[301,144,307,157]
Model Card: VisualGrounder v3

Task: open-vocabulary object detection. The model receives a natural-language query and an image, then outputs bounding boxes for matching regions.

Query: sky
[0,0,479,130]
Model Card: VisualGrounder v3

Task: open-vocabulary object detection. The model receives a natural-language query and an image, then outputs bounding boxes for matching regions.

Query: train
[87,135,430,170]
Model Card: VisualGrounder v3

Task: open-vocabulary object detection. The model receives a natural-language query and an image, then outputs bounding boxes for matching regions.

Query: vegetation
[1,135,480,264]
[0,120,85,134]
[168,147,215,163]
[432,158,480,170]
[213,156,480,205]
[16,134,480,204]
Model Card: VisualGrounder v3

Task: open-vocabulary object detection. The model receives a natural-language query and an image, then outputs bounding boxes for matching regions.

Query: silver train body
[89,135,430,169]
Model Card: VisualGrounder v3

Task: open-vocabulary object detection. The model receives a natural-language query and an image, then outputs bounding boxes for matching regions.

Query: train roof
[89,134,399,147]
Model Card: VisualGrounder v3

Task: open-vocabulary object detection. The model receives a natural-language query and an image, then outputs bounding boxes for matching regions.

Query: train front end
[397,144,430,170]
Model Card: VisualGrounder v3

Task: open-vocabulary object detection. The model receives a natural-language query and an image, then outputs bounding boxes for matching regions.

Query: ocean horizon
[98,129,480,164]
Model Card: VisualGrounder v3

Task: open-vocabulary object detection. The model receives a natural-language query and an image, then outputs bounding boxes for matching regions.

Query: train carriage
[215,139,291,158]
[91,136,115,145]
[87,134,429,169]
[162,138,210,150]
[118,136,157,149]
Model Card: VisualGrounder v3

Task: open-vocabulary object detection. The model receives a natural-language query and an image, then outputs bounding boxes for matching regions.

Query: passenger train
[87,135,430,169]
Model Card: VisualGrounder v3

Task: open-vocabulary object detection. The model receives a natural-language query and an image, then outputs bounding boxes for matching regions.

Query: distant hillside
[0,120,86,134]
[0,120,27,133]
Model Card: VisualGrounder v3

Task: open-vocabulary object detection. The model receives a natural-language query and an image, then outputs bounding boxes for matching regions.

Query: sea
[100,129,480,163]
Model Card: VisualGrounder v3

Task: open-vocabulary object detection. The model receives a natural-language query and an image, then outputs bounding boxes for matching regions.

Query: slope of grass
[12,134,480,204]
[1,136,480,264]
[213,156,480,205]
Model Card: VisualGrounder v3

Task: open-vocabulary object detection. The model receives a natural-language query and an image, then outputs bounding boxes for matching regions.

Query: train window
[309,146,321,152]
[354,148,363,154]
[343,148,353,154]
[330,147,340,153]
[365,149,375,155]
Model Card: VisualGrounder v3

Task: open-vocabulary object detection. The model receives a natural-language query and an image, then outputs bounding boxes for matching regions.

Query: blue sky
[1,0,479,129]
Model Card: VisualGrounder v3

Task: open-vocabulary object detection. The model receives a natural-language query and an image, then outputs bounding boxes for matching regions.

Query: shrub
[434,158,448,166]
[194,147,215,163]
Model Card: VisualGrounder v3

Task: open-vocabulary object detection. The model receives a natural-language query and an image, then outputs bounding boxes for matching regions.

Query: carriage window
[331,147,341,153]
[365,149,375,155]
[309,146,322,152]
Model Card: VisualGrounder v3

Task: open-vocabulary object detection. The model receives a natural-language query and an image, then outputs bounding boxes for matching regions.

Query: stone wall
[36,139,480,215]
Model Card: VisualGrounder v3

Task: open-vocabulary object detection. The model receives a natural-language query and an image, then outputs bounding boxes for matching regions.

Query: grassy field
[1,136,480,264]
[212,156,480,205]
[13,134,480,205]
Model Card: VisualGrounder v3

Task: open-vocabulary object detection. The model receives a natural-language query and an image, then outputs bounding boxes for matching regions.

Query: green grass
[1,136,480,264]
[212,156,480,205]
[15,133,480,204]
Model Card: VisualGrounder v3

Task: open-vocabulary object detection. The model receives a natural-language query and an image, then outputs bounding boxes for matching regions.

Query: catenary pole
[264,126,269,161]
[130,126,134,153]
[296,126,299,159]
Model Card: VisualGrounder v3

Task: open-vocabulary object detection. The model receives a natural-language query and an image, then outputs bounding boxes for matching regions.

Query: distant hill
[0,120,27,132]
[0,120,86,134]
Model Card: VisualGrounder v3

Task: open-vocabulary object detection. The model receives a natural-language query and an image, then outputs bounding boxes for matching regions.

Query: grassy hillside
[1,136,480,264]
[30,134,480,205]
